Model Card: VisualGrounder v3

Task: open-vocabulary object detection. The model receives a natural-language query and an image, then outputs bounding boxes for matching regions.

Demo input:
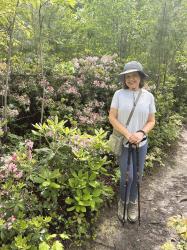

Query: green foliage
[161,216,187,250]
[0,117,114,248]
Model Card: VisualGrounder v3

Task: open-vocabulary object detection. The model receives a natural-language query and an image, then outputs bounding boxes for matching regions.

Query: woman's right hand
[128,132,144,144]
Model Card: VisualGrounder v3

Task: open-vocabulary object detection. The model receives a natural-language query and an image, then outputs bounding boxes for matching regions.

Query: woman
[108,61,156,223]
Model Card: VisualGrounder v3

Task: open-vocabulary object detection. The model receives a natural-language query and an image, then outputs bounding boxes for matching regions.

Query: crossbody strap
[126,89,142,127]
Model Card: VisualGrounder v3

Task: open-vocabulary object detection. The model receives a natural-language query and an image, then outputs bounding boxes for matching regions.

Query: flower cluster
[100,55,115,64]
[0,153,23,180]
[58,81,81,97]
[13,94,30,107]
[76,108,104,125]
[6,215,16,230]
[72,58,80,69]
[71,134,94,153]
[45,85,54,94]
[39,78,50,88]
[87,100,105,109]
[0,106,19,118]
[92,80,108,88]
[55,56,120,131]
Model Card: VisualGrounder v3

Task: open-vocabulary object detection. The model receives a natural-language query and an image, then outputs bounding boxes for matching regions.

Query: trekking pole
[136,144,141,226]
[123,143,132,225]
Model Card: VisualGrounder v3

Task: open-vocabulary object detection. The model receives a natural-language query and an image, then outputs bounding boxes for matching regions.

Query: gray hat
[119,61,148,82]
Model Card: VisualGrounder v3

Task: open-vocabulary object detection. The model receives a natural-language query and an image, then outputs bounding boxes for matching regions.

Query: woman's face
[124,72,141,90]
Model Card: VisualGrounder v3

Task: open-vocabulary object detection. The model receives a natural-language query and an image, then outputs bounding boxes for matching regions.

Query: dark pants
[119,143,148,203]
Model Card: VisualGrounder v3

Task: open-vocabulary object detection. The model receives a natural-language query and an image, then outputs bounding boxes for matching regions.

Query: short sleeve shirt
[110,88,156,146]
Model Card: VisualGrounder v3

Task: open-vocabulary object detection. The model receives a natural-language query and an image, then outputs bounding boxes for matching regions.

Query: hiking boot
[117,199,127,222]
[127,201,138,222]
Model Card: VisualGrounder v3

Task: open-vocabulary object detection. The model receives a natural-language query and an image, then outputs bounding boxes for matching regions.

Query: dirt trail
[79,126,187,250]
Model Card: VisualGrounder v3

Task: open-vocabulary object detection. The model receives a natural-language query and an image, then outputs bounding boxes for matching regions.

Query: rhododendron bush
[0,117,114,248]
[0,55,120,134]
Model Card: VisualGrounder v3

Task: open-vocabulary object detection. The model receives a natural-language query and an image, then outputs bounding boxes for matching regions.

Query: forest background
[0,0,187,249]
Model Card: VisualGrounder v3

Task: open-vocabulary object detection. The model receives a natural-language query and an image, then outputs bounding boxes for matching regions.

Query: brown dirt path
[77,126,187,250]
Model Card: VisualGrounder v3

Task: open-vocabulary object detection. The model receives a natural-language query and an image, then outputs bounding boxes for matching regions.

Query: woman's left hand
[128,132,144,144]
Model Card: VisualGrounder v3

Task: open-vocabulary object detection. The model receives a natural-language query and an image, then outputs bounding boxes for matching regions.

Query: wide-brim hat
[119,61,148,82]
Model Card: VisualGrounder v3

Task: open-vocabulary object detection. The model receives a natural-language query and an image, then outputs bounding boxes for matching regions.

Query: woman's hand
[128,132,144,144]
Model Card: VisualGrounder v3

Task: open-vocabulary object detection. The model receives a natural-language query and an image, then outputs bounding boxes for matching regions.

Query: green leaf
[68,178,75,188]
[89,181,99,188]
[59,233,70,240]
[46,234,57,240]
[14,235,30,249]
[50,169,61,179]
[78,200,85,206]
[76,189,82,197]
[0,219,5,227]
[65,197,73,205]
[51,241,64,250]
[32,130,41,136]
[83,193,91,201]
[71,171,78,178]
[67,206,75,212]
[90,201,96,210]
[42,181,51,187]
[30,176,44,183]
[39,242,50,250]
[80,206,86,213]
[33,123,42,130]
[50,182,61,189]
[93,189,101,197]
[67,0,76,8]
[89,172,97,181]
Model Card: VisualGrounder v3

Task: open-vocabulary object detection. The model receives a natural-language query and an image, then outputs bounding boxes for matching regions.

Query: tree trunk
[3,0,20,133]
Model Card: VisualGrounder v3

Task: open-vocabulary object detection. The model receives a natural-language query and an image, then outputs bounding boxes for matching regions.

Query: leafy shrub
[0,117,114,248]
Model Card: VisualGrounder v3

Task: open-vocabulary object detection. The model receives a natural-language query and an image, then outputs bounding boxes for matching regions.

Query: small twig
[179,197,187,203]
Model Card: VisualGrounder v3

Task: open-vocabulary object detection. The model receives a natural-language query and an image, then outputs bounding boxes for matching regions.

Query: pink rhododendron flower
[100,55,113,64]
[72,59,80,69]
[76,78,83,86]
[11,153,17,161]
[1,190,9,196]
[39,79,49,88]
[0,173,5,180]
[25,140,34,150]
[14,171,23,179]
[15,94,30,106]
[8,163,17,173]
[4,156,12,164]
[6,216,16,229]
[46,131,54,137]
[87,100,105,108]
[8,215,16,222]
[66,86,80,96]
[85,56,99,64]
[79,115,90,124]
[46,85,54,94]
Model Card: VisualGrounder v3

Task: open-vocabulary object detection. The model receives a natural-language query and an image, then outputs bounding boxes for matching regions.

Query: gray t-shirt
[110,88,156,147]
